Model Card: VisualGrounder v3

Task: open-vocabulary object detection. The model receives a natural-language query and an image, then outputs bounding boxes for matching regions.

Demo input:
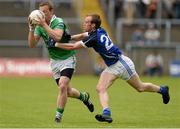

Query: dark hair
[39,0,54,11]
[88,14,101,29]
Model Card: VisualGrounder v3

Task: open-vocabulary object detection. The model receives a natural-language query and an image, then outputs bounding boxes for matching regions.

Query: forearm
[71,32,88,41]
[55,43,75,50]
[55,41,84,50]
[42,23,62,41]
[28,31,38,48]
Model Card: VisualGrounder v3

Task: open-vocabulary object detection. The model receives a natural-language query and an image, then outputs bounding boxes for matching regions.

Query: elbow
[55,37,61,41]
[29,45,35,48]
[28,41,36,48]
[28,44,36,48]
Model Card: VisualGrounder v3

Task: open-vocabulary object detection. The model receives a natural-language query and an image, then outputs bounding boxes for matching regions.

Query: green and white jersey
[34,15,75,60]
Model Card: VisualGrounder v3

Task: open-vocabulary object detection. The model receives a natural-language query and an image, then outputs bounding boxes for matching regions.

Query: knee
[96,85,106,93]
[135,85,145,92]
[58,84,67,93]
[136,88,144,92]
[67,88,72,97]
[58,81,68,93]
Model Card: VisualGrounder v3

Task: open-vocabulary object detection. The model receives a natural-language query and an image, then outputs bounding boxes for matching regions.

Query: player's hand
[36,15,46,27]
[28,17,36,31]
[47,37,56,48]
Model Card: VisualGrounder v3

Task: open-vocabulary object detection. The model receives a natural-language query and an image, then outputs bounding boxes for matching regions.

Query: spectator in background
[14,0,24,8]
[131,26,145,46]
[173,0,180,19]
[123,0,138,21]
[136,0,148,18]
[162,0,174,19]
[144,23,160,45]
[146,0,158,18]
[145,51,163,76]
[114,0,123,19]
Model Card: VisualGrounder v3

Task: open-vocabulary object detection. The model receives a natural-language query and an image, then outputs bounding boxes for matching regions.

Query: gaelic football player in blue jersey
[54,14,170,123]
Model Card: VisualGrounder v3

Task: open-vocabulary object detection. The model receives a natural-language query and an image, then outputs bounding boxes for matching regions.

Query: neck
[46,15,53,25]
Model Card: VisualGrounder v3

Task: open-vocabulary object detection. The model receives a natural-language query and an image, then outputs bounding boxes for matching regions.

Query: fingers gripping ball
[29,10,45,25]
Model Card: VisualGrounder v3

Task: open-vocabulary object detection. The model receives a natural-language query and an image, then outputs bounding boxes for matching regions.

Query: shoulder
[51,16,65,25]
[97,27,106,33]
[55,17,64,23]
[84,31,97,42]
[51,16,66,29]
[53,18,64,24]
[82,31,97,46]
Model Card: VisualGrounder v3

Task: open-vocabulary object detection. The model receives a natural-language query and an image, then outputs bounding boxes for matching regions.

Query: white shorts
[50,55,76,79]
[104,55,136,80]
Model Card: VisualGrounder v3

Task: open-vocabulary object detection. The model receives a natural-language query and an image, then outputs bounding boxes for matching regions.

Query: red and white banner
[0,58,52,77]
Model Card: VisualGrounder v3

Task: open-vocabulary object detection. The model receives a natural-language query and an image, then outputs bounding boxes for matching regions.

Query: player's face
[39,5,53,23]
[83,16,94,32]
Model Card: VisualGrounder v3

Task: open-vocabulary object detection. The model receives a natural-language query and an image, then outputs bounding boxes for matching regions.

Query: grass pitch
[0,75,180,128]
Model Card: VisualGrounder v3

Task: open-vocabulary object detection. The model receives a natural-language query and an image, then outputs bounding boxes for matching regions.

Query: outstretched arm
[55,41,85,50]
[71,32,88,41]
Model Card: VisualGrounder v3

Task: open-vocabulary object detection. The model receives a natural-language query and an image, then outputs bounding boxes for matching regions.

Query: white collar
[49,15,56,26]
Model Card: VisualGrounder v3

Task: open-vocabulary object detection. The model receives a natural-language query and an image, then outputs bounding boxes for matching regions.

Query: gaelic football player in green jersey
[28,1,94,123]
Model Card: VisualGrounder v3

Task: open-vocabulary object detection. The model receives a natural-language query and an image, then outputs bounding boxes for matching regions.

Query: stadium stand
[0,0,180,75]
[0,0,93,74]
[100,0,180,75]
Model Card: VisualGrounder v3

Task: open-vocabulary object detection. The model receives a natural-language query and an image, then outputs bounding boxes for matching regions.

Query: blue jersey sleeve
[82,32,97,47]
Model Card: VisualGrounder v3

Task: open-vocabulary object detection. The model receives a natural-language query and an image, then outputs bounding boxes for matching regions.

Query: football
[29,10,45,25]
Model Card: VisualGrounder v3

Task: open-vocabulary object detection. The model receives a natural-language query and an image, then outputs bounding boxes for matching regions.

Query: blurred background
[0,0,180,77]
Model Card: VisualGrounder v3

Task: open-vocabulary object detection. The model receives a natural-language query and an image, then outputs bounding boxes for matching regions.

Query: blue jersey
[82,27,122,66]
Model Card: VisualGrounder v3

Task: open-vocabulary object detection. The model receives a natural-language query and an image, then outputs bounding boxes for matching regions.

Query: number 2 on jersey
[100,34,113,50]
